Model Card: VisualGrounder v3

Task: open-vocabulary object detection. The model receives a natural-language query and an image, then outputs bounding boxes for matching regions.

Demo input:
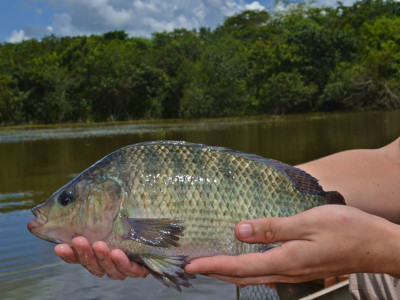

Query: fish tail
[325,191,346,205]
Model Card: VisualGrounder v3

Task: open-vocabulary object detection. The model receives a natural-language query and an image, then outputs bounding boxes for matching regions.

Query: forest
[1,0,400,124]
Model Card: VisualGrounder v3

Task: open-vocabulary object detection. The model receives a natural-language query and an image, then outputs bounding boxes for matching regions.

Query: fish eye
[58,190,74,206]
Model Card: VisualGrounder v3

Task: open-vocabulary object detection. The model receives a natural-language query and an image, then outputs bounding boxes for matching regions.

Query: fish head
[27,169,124,245]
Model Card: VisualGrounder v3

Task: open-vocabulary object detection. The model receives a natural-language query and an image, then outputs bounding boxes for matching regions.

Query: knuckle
[107,274,124,280]
[262,220,279,242]
[235,260,250,277]
[89,270,104,278]
[125,269,143,278]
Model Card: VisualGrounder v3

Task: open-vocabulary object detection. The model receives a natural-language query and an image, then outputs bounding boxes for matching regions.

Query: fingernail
[95,252,104,260]
[237,223,253,238]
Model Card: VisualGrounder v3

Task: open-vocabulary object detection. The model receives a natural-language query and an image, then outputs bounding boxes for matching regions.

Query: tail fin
[325,191,346,205]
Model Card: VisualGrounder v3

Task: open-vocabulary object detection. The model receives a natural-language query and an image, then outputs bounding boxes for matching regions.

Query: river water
[1,110,399,299]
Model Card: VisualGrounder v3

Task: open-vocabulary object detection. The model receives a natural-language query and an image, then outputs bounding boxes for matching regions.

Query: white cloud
[8,25,53,43]
[245,1,266,10]
[7,0,361,41]
[53,12,81,36]
[45,0,265,37]
[8,30,30,43]
[314,0,356,7]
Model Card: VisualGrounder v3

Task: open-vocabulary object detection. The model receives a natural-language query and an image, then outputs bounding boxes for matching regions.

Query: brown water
[1,110,399,299]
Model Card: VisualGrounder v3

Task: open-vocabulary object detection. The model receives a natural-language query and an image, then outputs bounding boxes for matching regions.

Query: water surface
[1,110,399,299]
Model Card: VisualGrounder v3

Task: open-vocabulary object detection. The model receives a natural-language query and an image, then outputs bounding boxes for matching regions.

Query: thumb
[235,214,310,243]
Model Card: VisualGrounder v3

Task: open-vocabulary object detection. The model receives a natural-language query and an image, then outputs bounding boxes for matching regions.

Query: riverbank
[1,109,395,131]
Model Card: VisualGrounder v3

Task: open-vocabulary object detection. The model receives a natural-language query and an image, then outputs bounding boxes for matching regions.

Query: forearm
[297,138,400,223]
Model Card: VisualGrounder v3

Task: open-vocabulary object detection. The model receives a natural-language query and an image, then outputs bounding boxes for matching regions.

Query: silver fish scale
[109,141,326,259]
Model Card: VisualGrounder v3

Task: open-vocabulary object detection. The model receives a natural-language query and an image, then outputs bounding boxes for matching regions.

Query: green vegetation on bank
[1,0,400,125]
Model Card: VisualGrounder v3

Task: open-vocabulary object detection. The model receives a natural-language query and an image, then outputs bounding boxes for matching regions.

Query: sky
[0,0,355,43]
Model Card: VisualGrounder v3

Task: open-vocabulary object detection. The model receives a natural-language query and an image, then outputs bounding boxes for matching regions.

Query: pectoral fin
[122,218,184,247]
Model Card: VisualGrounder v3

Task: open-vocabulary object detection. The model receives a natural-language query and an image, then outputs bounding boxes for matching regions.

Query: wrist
[370,218,400,278]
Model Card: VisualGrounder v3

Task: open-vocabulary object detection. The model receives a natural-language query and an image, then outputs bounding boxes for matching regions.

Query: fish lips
[27,207,48,233]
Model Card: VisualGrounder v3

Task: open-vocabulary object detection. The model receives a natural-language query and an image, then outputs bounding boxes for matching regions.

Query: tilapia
[28,141,344,291]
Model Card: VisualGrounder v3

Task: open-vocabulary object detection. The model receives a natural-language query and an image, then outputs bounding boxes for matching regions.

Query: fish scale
[28,140,345,293]
[110,142,335,255]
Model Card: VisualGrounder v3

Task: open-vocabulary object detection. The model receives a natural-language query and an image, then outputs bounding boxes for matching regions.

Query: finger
[235,211,314,243]
[71,237,105,278]
[207,273,308,287]
[186,252,282,276]
[110,249,149,278]
[207,273,275,287]
[92,242,127,280]
[187,241,306,277]
[54,244,78,263]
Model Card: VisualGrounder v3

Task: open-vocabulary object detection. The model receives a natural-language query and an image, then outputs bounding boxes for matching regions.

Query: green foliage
[1,0,400,125]
[180,36,251,118]
[260,71,318,113]
[103,31,128,40]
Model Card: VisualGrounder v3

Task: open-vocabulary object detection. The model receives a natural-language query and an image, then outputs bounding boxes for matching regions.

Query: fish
[27,140,345,292]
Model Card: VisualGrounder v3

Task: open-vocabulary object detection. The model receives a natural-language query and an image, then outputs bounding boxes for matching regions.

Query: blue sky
[0,1,59,42]
[0,0,352,43]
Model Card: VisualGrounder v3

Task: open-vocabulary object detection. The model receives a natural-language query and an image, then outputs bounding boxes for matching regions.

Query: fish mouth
[32,208,48,225]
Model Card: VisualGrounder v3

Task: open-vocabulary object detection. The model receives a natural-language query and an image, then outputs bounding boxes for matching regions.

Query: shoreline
[1,109,396,131]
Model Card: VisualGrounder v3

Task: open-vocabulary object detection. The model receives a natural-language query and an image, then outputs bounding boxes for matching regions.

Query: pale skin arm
[298,137,400,224]
[55,138,400,282]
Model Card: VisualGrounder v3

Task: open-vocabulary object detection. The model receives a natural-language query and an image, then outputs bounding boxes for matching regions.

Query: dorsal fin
[324,191,346,205]
[265,159,324,195]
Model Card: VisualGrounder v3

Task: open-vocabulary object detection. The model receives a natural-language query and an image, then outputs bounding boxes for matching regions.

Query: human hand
[185,205,398,286]
[54,237,149,280]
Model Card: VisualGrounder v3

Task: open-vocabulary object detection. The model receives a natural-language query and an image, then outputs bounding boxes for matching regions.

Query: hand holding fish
[185,204,400,285]
[55,237,149,279]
